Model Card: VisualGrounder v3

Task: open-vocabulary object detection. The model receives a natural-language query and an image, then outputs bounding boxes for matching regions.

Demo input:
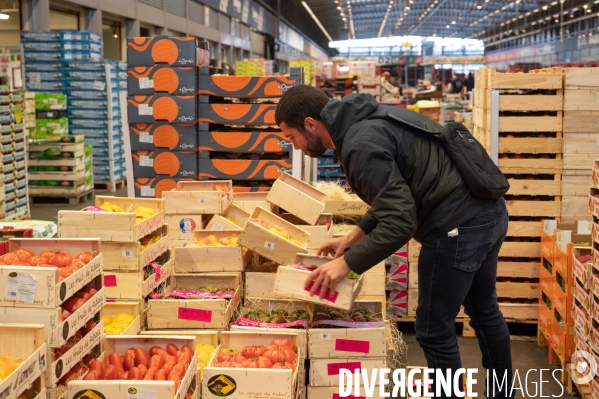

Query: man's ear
[304,117,318,132]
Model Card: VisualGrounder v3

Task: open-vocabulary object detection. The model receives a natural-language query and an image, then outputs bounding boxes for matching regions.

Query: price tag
[140,156,154,167]
[141,186,155,197]
[139,77,155,89]
[319,332,331,340]
[327,361,361,376]
[139,131,153,143]
[335,339,370,353]
[5,272,37,303]
[198,198,207,204]
[139,104,153,115]
[92,80,106,90]
[178,307,212,322]
[122,250,134,257]
[212,223,225,230]
[264,241,275,249]
[127,387,158,399]
[104,275,117,287]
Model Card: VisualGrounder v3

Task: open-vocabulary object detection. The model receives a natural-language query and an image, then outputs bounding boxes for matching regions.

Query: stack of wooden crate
[562,68,599,222]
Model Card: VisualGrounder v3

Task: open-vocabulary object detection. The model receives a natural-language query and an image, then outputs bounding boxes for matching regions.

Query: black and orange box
[131,149,197,178]
[198,159,292,180]
[129,123,197,151]
[134,176,195,198]
[127,36,210,67]
[197,103,277,125]
[128,66,197,95]
[128,94,196,124]
[198,129,292,153]
[196,67,303,98]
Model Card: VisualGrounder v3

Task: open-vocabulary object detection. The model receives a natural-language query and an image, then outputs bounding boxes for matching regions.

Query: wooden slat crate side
[475,68,489,89]
[498,94,563,112]
[497,261,540,279]
[499,115,563,133]
[499,158,563,174]
[472,106,489,130]
[564,89,599,111]
[562,174,593,196]
[496,282,539,299]
[564,132,599,154]
[489,71,563,90]
[563,153,597,170]
[499,137,562,154]
[505,200,561,217]
[498,241,541,258]
[565,68,599,89]
[498,303,538,320]
[506,221,543,237]
[562,196,592,220]
[563,111,599,133]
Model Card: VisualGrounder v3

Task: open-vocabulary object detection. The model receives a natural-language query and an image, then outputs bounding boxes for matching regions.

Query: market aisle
[402,330,574,398]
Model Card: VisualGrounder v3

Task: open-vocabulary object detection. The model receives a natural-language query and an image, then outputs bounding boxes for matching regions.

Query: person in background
[465,72,475,92]
[449,74,464,94]
[380,71,399,95]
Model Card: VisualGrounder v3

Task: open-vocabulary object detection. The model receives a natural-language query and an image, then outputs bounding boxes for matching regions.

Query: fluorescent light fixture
[0,13,9,19]
[302,1,333,42]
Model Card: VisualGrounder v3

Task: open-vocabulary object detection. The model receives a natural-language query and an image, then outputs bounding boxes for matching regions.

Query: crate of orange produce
[197,103,277,125]
[198,129,293,153]
[58,196,164,242]
[129,123,197,151]
[67,335,198,399]
[267,173,326,225]
[197,68,302,98]
[146,273,242,330]
[238,207,309,265]
[0,238,102,309]
[205,205,250,231]
[127,94,196,124]
[162,189,230,215]
[198,158,292,181]
[131,150,197,178]
[202,330,301,399]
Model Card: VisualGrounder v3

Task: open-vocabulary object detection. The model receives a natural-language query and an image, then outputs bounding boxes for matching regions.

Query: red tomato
[79,286,98,295]
[62,297,85,314]
[82,355,96,367]
[39,250,57,259]
[83,370,99,380]
[270,339,297,352]
[51,252,73,267]
[241,345,265,359]
[168,364,185,381]
[61,309,72,322]
[156,369,167,381]
[271,361,296,372]
[262,346,297,364]
[58,369,79,385]
[158,350,168,364]
[128,366,142,380]
[119,371,129,380]
[103,357,111,368]
[58,267,73,282]
[149,346,163,356]
[54,342,72,358]
[109,353,124,374]
[29,255,49,266]
[162,360,176,376]
[178,352,191,368]
[123,349,136,371]
[166,343,178,356]
[70,259,85,270]
[14,247,34,262]
[104,364,118,380]
[149,355,163,370]
[75,251,94,264]
[229,355,246,364]
[181,345,193,355]
[0,252,19,265]
[143,366,158,380]
[89,360,104,377]
[134,348,150,367]
[137,364,147,378]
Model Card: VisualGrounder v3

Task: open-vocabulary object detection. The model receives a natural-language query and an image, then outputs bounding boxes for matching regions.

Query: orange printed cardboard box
[197,73,302,98]
[131,150,197,178]
[198,130,292,153]
[127,36,209,66]
[128,66,197,95]
[198,159,292,180]
[538,296,552,339]
[129,122,197,151]
[551,310,575,360]
[133,176,195,198]
[197,103,277,125]
[127,94,196,124]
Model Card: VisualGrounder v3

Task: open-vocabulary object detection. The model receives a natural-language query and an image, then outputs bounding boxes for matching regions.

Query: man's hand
[305,256,352,299]
[317,235,352,259]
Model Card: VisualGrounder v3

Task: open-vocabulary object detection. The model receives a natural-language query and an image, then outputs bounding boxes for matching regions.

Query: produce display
[0,355,18,380]
[53,318,98,360]
[165,285,236,299]
[102,312,136,335]
[143,260,166,280]
[214,338,298,370]
[311,306,384,327]
[196,343,216,377]
[249,217,305,246]
[62,286,99,321]
[84,202,157,222]
[140,230,163,251]
[0,247,95,281]
[192,234,239,247]
[236,308,311,328]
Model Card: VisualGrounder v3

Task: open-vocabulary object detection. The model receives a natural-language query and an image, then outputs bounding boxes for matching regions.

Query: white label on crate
[212,223,225,230]
[139,104,153,115]
[319,332,331,340]
[5,272,37,303]
[122,250,134,257]
[198,198,207,205]
[139,77,154,89]
[264,241,275,249]
[596,92,599,102]
[46,112,54,118]
[140,156,154,167]
[127,387,158,399]
[28,72,40,83]
[596,137,599,147]
[28,81,40,89]
[93,80,106,90]
[141,186,155,197]
[139,131,153,143]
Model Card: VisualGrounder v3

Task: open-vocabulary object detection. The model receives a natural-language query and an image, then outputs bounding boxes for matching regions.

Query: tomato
[241,357,273,369]
[70,259,85,270]
[80,286,98,295]
[241,345,265,359]
[143,366,158,380]
[30,255,49,266]
[272,361,296,372]
[61,309,71,322]
[166,343,178,356]
[61,297,85,314]
[149,354,163,369]
[109,353,124,374]
[158,350,168,364]
[150,346,163,357]
[14,247,34,262]
[103,357,111,368]
[217,349,239,362]
[104,364,118,380]
[156,369,167,380]
[51,252,73,267]
[89,360,104,377]
[119,371,129,380]
[39,250,57,259]
[75,251,94,264]
[123,349,136,371]
[83,370,99,380]
[137,364,147,378]
[262,346,297,364]
[229,355,246,364]
[175,350,183,361]
[135,348,150,367]
[168,363,185,380]
[0,252,19,265]
[58,369,79,385]
[75,291,91,302]
[181,345,193,355]
[54,342,72,358]
[270,339,297,352]
[215,361,234,367]
[128,366,142,380]
[178,352,191,368]
[162,360,176,376]
[57,267,72,282]
[83,355,96,367]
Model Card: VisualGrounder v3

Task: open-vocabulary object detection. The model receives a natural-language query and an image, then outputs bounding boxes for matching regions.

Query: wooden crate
[359,267,386,298]
[307,325,386,359]
[205,205,250,230]
[562,196,591,220]
[497,115,563,133]
[273,266,363,310]
[497,261,539,279]
[166,213,206,240]
[67,335,197,399]
[281,213,332,254]
[307,386,386,399]
[47,321,103,386]
[140,329,219,347]
[101,300,142,335]
[323,196,370,216]
[505,200,561,218]
[267,173,326,225]
[295,253,331,267]
[486,68,563,90]
[177,180,233,192]
[496,282,538,299]
[565,68,599,89]
[498,303,538,320]
[173,230,250,273]
[244,272,278,298]
[58,196,165,242]
[564,89,599,112]
[162,190,230,215]
[563,153,597,170]
[16,374,45,399]
[238,206,309,265]
[498,241,541,258]
[101,226,169,271]
[499,137,562,154]
[202,331,300,399]
[104,256,172,300]
[408,239,421,262]
[564,111,599,133]
[231,192,273,214]
[0,324,46,399]
[564,132,599,155]
[563,173,593,196]
[309,357,387,387]
[499,158,562,174]
[0,238,102,308]
[146,273,242,330]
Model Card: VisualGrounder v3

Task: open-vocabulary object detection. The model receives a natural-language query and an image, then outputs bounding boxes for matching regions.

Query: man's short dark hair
[275,85,330,131]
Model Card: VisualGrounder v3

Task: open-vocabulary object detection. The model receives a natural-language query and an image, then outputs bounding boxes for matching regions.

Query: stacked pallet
[196,67,302,191]
[562,68,599,222]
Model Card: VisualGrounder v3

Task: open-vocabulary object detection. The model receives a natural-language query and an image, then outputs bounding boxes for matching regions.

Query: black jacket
[320,94,493,274]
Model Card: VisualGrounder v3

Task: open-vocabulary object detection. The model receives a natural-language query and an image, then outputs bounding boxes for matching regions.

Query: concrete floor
[29,191,575,398]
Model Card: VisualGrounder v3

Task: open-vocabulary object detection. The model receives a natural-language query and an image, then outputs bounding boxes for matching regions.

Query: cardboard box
[198,158,292,180]
[197,72,302,98]
[575,304,591,336]
[198,130,292,153]
[407,288,418,317]
[127,66,197,95]
[127,36,206,67]
[553,278,574,322]
[127,94,196,124]
[197,103,277,125]
[131,149,197,178]
[540,260,553,298]
[133,176,195,198]
[129,122,197,151]
[551,312,576,361]
[538,294,552,338]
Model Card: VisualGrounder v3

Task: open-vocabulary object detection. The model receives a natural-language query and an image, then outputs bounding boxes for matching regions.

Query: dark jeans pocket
[454,221,495,272]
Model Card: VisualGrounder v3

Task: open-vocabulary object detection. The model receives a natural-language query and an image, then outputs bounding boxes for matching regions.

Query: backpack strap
[362,109,444,138]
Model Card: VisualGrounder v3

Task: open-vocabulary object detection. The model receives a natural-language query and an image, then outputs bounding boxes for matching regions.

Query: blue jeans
[414,198,512,399]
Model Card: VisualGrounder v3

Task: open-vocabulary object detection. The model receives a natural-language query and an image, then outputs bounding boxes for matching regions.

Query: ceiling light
[302,2,333,42]
[555,18,559,22]
[476,0,482,8]
[113,28,118,38]
[405,6,410,9]
[542,5,548,10]
[446,24,450,28]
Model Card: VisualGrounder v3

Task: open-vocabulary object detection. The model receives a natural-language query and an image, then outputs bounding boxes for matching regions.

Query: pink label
[333,394,365,399]
[178,307,212,322]
[335,339,370,353]
[150,262,161,280]
[327,361,361,376]
[104,275,117,287]
[305,282,339,303]
[106,299,115,303]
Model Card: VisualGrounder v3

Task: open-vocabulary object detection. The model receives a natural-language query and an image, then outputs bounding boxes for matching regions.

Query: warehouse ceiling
[301,0,595,42]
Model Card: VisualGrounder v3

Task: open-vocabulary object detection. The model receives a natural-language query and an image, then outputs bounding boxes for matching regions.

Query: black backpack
[365,110,510,200]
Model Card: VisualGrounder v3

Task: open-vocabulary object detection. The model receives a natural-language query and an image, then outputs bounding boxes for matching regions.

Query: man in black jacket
[275,85,512,398]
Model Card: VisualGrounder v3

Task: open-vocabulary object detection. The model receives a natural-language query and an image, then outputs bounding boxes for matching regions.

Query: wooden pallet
[30,188,94,205]
[94,179,126,191]
[462,317,538,341]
